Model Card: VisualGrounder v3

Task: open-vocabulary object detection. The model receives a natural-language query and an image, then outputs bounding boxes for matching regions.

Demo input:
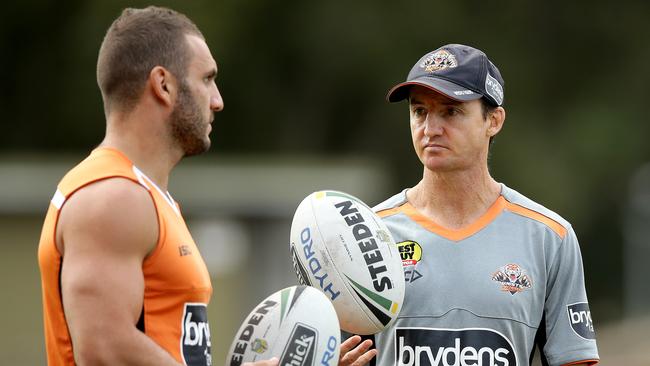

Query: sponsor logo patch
[395,327,517,366]
[421,50,458,72]
[397,240,423,283]
[485,72,504,105]
[279,323,317,366]
[397,241,422,266]
[567,302,596,340]
[492,263,532,295]
[181,303,212,366]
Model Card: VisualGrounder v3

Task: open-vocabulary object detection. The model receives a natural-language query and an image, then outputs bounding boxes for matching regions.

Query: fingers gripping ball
[290,190,405,335]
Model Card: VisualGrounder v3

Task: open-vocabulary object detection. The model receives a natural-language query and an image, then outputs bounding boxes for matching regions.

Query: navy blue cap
[387,44,505,106]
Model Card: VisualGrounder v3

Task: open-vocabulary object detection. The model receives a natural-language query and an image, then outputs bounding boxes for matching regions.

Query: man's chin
[423,159,458,173]
[183,139,211,158]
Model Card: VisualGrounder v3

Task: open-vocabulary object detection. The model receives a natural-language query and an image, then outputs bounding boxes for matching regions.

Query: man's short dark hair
[480,98,498,121]
[96,6,204,114]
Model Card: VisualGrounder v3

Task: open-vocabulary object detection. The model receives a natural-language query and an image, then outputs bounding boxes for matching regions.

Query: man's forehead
[185,34,217,69]
[409,86,462,105]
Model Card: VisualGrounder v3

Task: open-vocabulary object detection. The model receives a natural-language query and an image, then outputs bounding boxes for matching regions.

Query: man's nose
[211,87,224,112]
[423,114,443,136]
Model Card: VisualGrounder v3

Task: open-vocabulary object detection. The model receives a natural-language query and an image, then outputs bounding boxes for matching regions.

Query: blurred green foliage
[2,0,649,323]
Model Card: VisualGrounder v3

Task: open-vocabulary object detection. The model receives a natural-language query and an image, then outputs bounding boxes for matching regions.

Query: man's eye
[204,73,216,83]
[413,108,426,117]
[446,107,459,116]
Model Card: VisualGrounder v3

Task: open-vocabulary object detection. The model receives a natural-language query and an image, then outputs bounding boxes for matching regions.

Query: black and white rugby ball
[290,190,405,335]
[227,285,340,366]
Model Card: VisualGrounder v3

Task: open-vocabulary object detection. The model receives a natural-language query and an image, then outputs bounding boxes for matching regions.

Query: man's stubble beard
[169,80,212,157]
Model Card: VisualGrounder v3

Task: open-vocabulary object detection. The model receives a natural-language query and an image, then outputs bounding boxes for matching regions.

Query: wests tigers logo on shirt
[181,303,212,365]
[491,263,532,295]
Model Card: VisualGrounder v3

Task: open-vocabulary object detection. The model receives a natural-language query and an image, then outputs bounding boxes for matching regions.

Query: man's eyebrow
[409,97,424,105]
[441,99,462,106]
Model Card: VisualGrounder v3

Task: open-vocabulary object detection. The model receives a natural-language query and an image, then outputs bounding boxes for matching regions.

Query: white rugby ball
[289,190,405,335]
[227,285,340,366]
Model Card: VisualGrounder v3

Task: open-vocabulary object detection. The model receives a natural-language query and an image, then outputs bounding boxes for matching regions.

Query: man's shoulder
[372,189,408,214]
[62,178,155,225]
[58,148,136,194]
[58,177,158,256]
[500,184,572,237]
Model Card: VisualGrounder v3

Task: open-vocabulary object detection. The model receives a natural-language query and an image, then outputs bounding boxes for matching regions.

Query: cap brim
[386,77,482,103]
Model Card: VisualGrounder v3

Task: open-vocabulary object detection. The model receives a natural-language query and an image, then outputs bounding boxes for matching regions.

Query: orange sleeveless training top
[38,147,213,365]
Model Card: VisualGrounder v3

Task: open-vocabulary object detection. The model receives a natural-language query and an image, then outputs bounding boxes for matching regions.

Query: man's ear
[487,106,506,138]
[149,66,176,108]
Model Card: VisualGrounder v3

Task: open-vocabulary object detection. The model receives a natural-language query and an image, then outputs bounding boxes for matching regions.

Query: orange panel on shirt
[376,197,507,242]
[377,195,567,241]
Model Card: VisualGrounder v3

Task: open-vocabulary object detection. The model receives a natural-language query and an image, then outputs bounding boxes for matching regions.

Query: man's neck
[101,112,182,191]
[406,166,501,230]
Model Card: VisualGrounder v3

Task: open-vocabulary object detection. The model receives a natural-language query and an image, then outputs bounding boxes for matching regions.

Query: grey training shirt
[370,184,599,366]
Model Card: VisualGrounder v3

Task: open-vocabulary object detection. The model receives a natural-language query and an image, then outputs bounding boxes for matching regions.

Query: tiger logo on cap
[421,50,458,72]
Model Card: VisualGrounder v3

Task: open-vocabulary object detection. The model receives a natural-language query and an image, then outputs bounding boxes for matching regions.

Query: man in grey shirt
[369,44,599,366]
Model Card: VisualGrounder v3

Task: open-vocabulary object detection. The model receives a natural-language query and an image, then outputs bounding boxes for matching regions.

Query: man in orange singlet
[38,6,375,366]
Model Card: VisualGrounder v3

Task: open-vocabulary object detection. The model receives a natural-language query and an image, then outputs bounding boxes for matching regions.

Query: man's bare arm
[58,178,182,365]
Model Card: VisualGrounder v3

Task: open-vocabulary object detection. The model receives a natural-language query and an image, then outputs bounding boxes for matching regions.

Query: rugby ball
[227,285,340,366]
[289,190,405,335]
